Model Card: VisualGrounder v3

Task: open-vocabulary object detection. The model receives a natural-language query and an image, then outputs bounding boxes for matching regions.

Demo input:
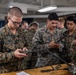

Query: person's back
[25,29,36,49]
[23,21,39,68]
[26,21,39,49]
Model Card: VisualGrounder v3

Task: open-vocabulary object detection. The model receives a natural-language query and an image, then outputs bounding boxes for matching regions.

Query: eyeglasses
[10,19,22,25]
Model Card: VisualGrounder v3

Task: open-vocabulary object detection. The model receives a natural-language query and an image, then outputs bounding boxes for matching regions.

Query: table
[0,64,71,75]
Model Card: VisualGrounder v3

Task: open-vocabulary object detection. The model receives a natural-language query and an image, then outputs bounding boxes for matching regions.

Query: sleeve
[57,30,65,52]
[71,40,76,50]
[0,51,14,64]
[0,32,15,64]
[71,40,76,65]
[32,30,50,51]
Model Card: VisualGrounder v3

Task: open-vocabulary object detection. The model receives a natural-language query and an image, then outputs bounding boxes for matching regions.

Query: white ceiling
[0,0,76,19]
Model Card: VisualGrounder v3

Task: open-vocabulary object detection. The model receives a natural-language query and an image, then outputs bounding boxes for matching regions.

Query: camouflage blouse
[32,26,63,67]
[0,25,27,73]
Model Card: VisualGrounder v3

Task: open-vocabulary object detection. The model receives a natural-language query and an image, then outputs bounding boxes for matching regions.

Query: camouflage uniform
[25,28,36,49]
[63,29,76,63]
[0,25,28,73]
[60,28,67,34]
[71,41,76,65]
[32,26,63,68]
[23,28,37,68]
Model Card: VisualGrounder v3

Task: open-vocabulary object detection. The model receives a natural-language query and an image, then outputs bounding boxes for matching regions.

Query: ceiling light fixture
[9,6,13,8]
[38,6,57,12]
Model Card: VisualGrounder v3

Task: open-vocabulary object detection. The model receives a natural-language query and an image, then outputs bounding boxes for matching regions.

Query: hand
[14,49,27,59]
[72,40,76,44]
[22,47,28,53]
[48,41,60,48]
[22,47,28,51]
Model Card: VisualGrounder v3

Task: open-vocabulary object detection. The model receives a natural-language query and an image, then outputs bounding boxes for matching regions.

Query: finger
[23,47,28,51]
[17,49,22,51]
[17,49,23,52]
[19,53,27,56]
[18,54,27,58]
[17,56,23,59]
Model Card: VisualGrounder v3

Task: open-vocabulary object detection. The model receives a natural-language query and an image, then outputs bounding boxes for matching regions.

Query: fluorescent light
[9,6,13,8]
[38,6,57,12]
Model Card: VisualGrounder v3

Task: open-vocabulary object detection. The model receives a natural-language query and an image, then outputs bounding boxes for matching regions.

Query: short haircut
[59,17,65,22]
[66,16,76,24]
[22,21,28,25]
[7,7,23,18]
[48,12,58,21]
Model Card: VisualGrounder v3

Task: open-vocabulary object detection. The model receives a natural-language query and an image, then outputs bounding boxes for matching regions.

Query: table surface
[0,64,71,75]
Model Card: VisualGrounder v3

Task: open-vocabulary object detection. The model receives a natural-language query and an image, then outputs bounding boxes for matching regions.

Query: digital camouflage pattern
[25,28,36,49]
[63,29,76,64]
[0,25,28,73]
[23,28,37,68]
[32,26,63,67]
[60,28,67,34]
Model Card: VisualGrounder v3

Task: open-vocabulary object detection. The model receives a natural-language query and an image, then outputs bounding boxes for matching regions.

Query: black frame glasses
[10,19,22,25]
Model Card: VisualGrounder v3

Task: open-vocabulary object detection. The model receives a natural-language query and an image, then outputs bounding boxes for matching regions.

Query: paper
[16,71,30,75]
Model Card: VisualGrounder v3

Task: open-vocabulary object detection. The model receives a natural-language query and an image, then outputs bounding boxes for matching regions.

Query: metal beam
[8,2,40,13]
[23,11,76,18]
[54,7,76,12]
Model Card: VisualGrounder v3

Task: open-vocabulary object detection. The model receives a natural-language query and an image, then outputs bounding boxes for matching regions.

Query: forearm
[32,30,51,50]
[0,51,14,64]
[33,42,49,50]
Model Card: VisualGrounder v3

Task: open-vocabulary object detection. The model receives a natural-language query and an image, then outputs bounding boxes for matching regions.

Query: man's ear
[7,16,10,20]
[47,19,51,23]
[7,16,10,22]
